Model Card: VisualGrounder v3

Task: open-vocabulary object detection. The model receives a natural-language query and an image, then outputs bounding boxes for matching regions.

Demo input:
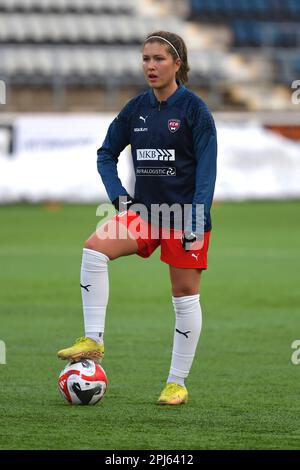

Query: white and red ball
[58,359,108,405]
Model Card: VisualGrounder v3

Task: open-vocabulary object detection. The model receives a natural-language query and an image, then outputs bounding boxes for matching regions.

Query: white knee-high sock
[167,294,202,385]
[80,248,109,344]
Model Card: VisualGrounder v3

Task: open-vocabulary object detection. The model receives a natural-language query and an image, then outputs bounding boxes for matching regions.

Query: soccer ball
[58,359,108,405]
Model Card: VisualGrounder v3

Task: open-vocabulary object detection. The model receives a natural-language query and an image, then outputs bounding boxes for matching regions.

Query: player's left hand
[112,195,137,212]
[181,232,204,251]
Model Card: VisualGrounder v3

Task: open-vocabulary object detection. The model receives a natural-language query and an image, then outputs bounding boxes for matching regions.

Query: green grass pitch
[0,201,300,450]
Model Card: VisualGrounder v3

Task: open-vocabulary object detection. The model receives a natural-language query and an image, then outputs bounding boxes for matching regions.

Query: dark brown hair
[144,31,190,84]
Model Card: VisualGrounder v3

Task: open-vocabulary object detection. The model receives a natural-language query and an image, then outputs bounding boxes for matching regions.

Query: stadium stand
[189,0,300,21]
[0,0,299,111]
[232,21,300,48]
[0,0,135,14]
[0,14,186,44]
[188,0,300,108]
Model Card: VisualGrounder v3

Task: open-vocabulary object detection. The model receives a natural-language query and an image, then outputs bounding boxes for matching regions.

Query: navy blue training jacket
[97,84,217,232]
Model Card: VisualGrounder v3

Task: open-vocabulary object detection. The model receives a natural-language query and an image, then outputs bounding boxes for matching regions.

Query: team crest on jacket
[168,119,181,133]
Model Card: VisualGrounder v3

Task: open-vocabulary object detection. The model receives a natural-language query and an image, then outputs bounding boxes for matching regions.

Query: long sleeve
[192,130,217,233]
[187,104,217,234]
[97,105,131,202]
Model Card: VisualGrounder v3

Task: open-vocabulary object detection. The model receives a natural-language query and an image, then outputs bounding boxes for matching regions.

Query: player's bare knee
[83,237,109,256]
[83,238,96,250]
[84,237,125,260]
[172,286,198,297]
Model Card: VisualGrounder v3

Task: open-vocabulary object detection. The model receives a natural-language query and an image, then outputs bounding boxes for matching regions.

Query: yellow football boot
[157,383,188,405]
[57,337,104,362]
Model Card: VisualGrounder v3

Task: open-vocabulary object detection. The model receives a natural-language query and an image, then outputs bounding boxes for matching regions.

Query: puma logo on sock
[80,283,91,292]
[176,328,191,338]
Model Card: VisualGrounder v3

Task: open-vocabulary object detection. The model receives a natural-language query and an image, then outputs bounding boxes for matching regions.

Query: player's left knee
[172,287,199,297]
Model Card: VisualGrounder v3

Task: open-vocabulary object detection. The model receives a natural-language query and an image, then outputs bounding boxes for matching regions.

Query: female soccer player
[58,31,217,405]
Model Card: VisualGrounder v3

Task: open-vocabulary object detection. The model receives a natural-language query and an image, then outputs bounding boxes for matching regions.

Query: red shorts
[113,210,211,269]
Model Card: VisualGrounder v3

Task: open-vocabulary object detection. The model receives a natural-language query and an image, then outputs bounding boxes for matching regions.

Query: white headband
[145,36,181,59]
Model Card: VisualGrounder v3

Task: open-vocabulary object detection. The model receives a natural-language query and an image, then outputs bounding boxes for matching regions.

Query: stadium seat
[0,13,184,44]
[0,0,135,14]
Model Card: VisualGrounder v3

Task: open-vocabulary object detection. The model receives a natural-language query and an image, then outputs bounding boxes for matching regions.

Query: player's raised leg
[57,218,138,362]
[157,267,202,405]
